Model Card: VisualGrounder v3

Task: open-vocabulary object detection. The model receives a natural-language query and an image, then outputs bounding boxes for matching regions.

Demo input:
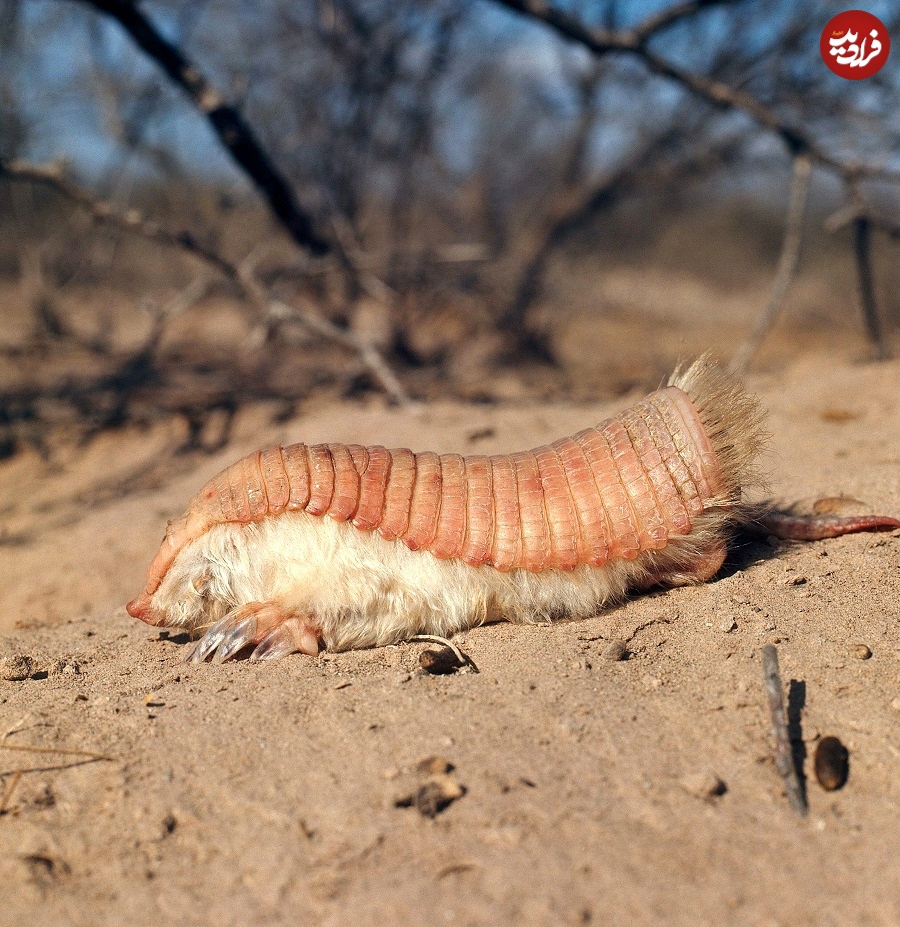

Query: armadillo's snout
[127,522,193,626]
[126,592,162,625]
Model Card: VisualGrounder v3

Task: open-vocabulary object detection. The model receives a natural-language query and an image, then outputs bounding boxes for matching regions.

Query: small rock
[852,644,872,660]
[814,736,849,791]
[0,654,34,681]
[679,770,727,800]
[719,616,737,633]
[601,640,628,662]
[47,660,80,677]
[417,756,453,775]
[782,574,807,586]
[419,648,463,675]
[813,496,867,515]
[891,697,900,712]
[395,757,466,817]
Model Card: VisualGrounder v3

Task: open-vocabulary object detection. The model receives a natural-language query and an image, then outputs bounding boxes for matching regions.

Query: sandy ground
[1,353,899,927]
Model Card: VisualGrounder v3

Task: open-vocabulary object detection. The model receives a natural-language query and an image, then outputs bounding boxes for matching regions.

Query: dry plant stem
[852,218,889,361]
[0,743,114,762]
[761,644,807,817]
[69,0,330,256]
[731,154,812,374]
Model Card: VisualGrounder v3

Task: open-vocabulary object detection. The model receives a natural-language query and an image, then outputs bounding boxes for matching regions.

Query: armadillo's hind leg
[184,601,321,664]
[634,539,728,592]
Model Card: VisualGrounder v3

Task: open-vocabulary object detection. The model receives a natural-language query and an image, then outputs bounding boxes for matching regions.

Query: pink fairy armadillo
[126,358,900,663]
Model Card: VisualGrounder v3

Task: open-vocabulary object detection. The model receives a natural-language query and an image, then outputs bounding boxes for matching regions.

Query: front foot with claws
[184,602,322,664]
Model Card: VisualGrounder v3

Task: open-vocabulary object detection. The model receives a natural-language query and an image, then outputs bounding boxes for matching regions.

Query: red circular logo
[821,10,890,79]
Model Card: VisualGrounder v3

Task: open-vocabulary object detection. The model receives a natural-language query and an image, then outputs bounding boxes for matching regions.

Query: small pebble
[601,640,628,662]
[396,760,465,818]
[719,616,737,633]
[395,773,465,818]
[47,659,80,677]
[891,697,900,712]
[679,770,727,800]
[0,654,34,681]
[814,736,850,791]
[852,644,872,660]
[782,574,807,586]
[418,756,453,775]
[419,648,462,675]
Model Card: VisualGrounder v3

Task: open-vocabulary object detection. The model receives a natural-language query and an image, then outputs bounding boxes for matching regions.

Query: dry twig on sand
[65,0,330,257]
[761,644,807,817]
[0,770,22,814]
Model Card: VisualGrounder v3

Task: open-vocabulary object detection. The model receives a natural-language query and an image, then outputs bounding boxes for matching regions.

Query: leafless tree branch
[490,0,898,363]
[852,217,889,362]
[0,158,240,282]
[1,157,413,406]
[634,0,742,43]
[730,154,811,373]
[490,0,900,182]
[65,0,331,256]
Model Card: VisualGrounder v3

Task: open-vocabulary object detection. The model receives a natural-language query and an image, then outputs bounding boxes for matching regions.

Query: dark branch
[490,0,900,180]
[852,218,889,361]
[68,0,331,256]
[634,0,742,43]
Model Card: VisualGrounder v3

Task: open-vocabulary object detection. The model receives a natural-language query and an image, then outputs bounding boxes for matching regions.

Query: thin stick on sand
[761,644,807,817]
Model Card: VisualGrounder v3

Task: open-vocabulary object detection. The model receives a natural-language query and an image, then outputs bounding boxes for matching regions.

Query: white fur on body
[150,507,730,652]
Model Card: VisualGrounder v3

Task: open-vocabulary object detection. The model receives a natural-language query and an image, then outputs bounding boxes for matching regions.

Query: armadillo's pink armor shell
[127,386,723,622]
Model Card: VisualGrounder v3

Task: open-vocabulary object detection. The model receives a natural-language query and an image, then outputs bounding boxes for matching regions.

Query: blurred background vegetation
[1,0,898,458]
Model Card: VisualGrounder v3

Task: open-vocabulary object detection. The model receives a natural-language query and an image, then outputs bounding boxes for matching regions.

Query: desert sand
[1,353,899,927]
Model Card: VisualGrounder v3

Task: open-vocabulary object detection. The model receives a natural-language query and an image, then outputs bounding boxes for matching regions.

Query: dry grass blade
[0,743,115,762]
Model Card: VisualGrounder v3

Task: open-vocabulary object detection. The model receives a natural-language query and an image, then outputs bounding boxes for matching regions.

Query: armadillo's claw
[212,615,259,663]
[250,618,320,662]
[184,614,233,664]
[184,603,320,665]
